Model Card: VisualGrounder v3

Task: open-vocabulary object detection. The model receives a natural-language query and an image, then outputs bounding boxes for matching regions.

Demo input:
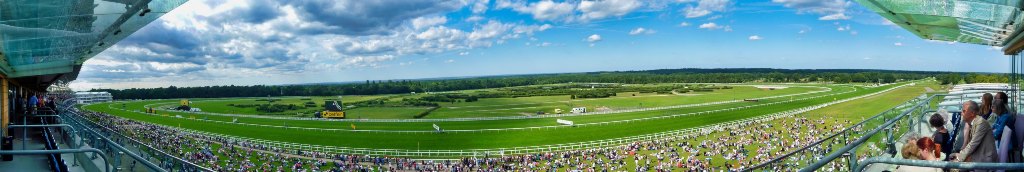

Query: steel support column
[1,76,6,137]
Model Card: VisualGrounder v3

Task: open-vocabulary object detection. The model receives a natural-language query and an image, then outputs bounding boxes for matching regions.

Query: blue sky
[71,0,1010,90]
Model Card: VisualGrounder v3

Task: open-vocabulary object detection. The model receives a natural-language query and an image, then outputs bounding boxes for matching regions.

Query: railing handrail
[855,157,1024,171]
[798,94,938,172]
[57,111,170,172]
[62,109,213,172]
[0,148,109,172]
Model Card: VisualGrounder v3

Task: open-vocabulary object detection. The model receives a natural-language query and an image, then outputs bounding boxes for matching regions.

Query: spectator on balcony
[28,93,38,115]
[981,93,994,120]
[902,138,922,160]
[991,93,1015,141]
[897,138,940,172]
[917,137,942,161]
[955,100,997,166]
[929,113,953,161]
[991,92,1017,164]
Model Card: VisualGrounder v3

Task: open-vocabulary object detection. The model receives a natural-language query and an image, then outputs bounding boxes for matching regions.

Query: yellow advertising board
[322,111,345,119]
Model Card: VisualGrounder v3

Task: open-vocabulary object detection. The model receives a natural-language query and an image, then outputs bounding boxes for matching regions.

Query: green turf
[181,95,389,116]
[150,85,822,119]
[427,85,821,118]
[94,85,850,131]
[83,83,899,151]
[343,106,435,119]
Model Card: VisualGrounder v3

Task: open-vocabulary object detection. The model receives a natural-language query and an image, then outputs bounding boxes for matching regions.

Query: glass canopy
[854,0,1023,47]
[0,0,188,78]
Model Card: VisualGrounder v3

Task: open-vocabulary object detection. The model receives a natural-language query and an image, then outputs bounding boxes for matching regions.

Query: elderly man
[955,100,997,165]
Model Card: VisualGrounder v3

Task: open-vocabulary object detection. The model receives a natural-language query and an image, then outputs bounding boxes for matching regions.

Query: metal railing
[793,91,1024,172]
[8,124,79,151]
[21,98,214,172]
[798,94,936,171]
[854,157,1024,171]
[742,95,927,171]
[790,86,1024,172]
[0,148,109,172]
[60,107,212,172]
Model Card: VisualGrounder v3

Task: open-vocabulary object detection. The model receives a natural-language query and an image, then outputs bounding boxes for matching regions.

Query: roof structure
[0,0,189,90]
[854,0,1024,54]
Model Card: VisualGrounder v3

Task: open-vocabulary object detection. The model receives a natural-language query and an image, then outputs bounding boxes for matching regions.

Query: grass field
[82,82,911,151]
[343,106,435,119]
[149,85,822,119]
[180,95,389,116]
[75,81,941,171]
[427,85,821,118]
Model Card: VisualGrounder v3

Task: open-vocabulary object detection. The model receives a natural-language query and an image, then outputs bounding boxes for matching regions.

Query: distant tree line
[92,68,958,100]
[936,73,1009,85]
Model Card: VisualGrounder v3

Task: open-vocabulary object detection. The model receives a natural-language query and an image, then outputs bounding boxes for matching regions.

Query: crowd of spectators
[896,92,1024,171]
[72,106,862,172]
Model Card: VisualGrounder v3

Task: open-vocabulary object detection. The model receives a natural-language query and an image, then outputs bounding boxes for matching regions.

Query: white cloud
[577,0,642,21]
[819,13,850,20]
[748,35,762,40]
[628,27,655,35]
[682,0,731,18]
[472,0,490,14]
[836,25,850,31]
[411,16,447,30]
[445,59,456,63]
[540,42,553,47]
[459,52,470,55]
[894,42,903,46]
[343,55,396,66]
[679,22,691,27]
[586,34,602,42]
[699,22,724,30]
[76,0,571,89]
[772,0,852,20]
[469,20,513,41]
[465,15,485,22]
[497,0,576,21]
[497,0,645,22]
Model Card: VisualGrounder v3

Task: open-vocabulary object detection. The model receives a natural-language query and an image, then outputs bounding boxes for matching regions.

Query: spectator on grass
[955,100,997,166]
[930,113,953,161]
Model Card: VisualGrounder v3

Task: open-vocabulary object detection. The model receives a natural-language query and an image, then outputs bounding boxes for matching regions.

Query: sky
[70,0,1011,90]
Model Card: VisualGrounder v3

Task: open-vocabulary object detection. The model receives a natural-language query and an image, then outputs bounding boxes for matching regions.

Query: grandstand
[747,1,1024,171]
[3,1,1024,172]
